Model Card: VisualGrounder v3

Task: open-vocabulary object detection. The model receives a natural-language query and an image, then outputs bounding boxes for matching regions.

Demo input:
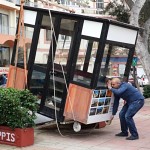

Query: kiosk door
[32,17,79,120]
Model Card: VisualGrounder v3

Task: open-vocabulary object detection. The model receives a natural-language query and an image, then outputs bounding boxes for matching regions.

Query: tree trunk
[129,0,150,81]
[130,0,146,26]
[137,18,150,81]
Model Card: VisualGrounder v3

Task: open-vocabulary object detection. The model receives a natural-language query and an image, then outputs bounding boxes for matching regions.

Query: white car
[138,75,149,87]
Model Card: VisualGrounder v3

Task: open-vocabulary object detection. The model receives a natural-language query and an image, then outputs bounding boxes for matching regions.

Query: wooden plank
[64,83,92,124]
[6,65,27,90]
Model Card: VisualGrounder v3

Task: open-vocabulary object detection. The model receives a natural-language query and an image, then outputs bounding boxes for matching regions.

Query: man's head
[111,78,121,89]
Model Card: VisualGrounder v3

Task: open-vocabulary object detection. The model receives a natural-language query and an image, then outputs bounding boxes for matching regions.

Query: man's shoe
[115,132,128,137]
[126,135,139,140]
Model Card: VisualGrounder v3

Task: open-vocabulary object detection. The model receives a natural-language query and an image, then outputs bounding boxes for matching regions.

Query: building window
[0,13,9,34]
[61,35,69,40]
[58,0,76,5]
[46,30,69,41]
[96,0,104,9]
[0,47,10,67]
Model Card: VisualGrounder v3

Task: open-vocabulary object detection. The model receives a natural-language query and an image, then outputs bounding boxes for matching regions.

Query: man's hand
[107,80,112,89]
[105,115,114,125]
[110,115,114,121]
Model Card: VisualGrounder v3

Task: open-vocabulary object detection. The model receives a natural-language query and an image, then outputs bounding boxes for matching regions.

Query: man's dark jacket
[110,82,144,115]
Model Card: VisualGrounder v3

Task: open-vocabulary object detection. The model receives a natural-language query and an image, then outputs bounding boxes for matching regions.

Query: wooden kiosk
[7,5,139,131]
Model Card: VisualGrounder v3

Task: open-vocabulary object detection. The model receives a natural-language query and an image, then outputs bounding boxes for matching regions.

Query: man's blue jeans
[119,99,144,137]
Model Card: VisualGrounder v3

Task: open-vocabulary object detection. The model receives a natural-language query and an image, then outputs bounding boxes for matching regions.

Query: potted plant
[0,88,38,147]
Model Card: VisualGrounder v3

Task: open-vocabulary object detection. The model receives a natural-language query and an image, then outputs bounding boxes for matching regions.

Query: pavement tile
[92,145,138,150]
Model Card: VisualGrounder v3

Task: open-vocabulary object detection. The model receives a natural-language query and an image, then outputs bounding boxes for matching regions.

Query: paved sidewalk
[1,99,150,150]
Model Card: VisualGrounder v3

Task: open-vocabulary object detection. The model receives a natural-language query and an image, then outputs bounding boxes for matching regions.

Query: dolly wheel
[73,121,81,132]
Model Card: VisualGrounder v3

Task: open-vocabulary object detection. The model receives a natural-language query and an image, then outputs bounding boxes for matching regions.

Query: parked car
[138,75,149,87]
[128,75,138,87]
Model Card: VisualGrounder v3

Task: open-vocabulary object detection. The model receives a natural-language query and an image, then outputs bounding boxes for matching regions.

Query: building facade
[0,0,19,73]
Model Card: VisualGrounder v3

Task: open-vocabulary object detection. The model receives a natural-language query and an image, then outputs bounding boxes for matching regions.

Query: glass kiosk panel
[73,40,99,86]
[97,44,130,88]
[45,18,77,111]
[29,27,51,95]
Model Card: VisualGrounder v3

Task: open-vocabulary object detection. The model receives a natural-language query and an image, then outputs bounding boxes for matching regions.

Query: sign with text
[0,67,9,74]
[0,126,34,147]
[0,130,15,143]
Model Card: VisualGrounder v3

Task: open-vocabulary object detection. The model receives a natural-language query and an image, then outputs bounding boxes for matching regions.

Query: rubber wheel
[73,121,81,132]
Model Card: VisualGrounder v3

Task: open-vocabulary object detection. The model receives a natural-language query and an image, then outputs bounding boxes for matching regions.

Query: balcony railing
[0,25,15,35]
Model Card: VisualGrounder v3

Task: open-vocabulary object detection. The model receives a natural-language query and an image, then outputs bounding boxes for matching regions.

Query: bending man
[107,78,144,140]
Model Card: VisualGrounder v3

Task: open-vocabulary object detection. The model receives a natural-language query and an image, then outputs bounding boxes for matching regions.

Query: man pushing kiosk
[107,78,144,140]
